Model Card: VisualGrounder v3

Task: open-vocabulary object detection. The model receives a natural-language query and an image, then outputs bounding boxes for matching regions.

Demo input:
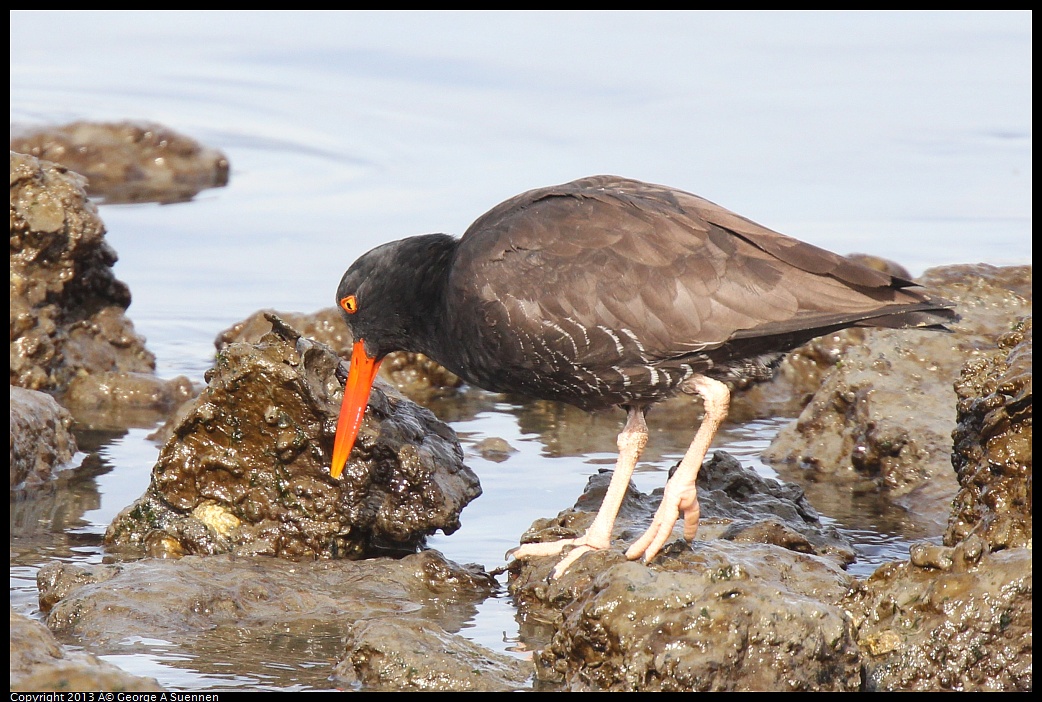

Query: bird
[329,175,957,577]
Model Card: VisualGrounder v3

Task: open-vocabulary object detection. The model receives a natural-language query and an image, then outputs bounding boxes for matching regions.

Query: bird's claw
[506,535,606,579]
[549,544,595,578]
[506,537,579,563]
[625,489,700,563]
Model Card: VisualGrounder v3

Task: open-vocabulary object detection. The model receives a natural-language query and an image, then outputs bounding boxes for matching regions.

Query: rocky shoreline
[9,130,1032,691]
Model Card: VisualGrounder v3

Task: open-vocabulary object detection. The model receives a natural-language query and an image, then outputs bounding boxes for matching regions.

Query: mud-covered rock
[216,308,462,404]
[10,608,164,692]
[762,264,1031,533]
[9,386,77,490]
[10,151,193,422]
[61,370,196,420]
[106,315,481,559]
[849,542,1031,691]
[946,317,1031,549]
[508,451,861,692]
[762,328,959,531]
[215,308,351,358]
[514,543,861,691]
[10,120,229,204]
[10,152,154,390]
[35,550,520,691]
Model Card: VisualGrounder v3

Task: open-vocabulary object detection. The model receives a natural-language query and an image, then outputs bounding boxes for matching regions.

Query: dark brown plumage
[331,175,957,575]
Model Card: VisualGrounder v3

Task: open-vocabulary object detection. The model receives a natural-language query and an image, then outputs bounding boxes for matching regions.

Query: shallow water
[9,10,1032,691]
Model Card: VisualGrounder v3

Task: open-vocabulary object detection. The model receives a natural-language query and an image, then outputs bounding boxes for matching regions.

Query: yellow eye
[340,295,358,314]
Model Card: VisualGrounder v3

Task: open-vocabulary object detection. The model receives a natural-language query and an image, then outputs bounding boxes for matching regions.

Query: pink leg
[509,407,648,578]
[625,375,730,563]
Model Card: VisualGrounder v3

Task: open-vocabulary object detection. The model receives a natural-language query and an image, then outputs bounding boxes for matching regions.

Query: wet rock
[694,453,856,565]
[216,308,463,404]
[512,542,860,691]
[560,555,860,691]
[10,152,193,421]
[761,264,1031,534]
[920,263,1032,315]
[335,618,531,691]
[380,349,465,401]
[728,328,868,421]
[107,315,481,559]
[10,120,229,204]
[508,451,861,691]
[215,307,351,357]
[63,370,197,426]
[10,152,149,387]
[10,386,77,490]
[848,544,1031,691]
[61,351,197,431]
[762,329,959,532]
[10,608,164,692]
[946,317,1031,550]
[35,550,521,691]
[37,561,120,612]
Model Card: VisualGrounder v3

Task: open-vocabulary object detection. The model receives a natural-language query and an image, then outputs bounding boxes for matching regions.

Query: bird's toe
[506,537,579,562]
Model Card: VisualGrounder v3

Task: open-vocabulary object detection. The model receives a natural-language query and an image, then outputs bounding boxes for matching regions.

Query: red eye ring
[340,295,358,314]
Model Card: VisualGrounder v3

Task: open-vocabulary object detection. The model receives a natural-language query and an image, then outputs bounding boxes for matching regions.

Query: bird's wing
[448,176,930,372]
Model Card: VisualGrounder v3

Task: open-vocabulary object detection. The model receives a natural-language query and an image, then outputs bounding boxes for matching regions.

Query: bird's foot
[624,485,700,563]
[507,533,608,579]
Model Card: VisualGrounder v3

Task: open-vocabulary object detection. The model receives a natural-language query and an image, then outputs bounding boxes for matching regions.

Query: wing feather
[445,175,950,397]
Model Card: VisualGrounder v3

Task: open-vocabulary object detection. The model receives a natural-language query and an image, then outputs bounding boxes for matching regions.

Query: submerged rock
[10,608,164,692]
[335,617,531,691]
[106,315,481,559]
[35,550,523,691]
[10,120,229,204]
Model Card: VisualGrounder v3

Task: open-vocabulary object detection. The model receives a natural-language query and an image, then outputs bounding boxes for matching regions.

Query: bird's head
[329,235,457,479]
[329,243,404,480]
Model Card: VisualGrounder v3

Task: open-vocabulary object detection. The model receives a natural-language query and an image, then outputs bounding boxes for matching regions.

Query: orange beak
[330,340,383,479]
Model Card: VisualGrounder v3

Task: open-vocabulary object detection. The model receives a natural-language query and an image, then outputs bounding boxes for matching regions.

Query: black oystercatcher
[330,175,957,576]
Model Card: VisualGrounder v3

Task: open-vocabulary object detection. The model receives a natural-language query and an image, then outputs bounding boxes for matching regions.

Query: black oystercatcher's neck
[335,233,459,362]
